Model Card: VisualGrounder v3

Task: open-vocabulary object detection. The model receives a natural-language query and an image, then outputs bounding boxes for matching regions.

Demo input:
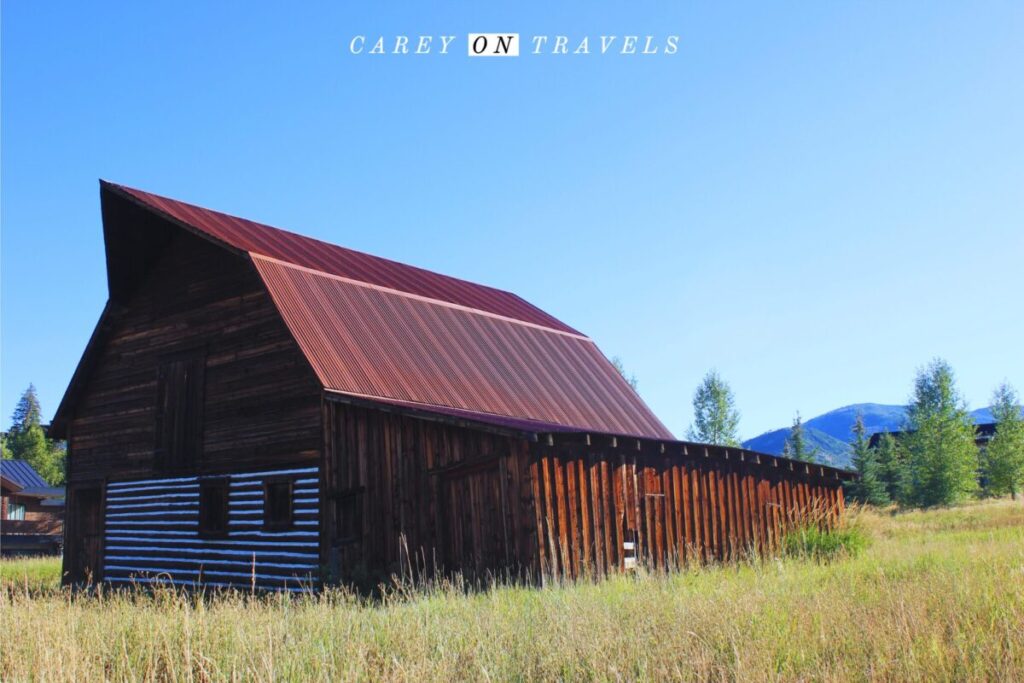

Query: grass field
[2,499,1023,682]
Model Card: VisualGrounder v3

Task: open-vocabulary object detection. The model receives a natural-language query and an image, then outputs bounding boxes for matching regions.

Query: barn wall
[65,229,322,483]
[323,401,538,582]
[530,440,846,578]
[102,466,321,591]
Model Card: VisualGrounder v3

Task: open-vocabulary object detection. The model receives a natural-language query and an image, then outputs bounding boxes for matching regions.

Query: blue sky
[2,2,1022,440]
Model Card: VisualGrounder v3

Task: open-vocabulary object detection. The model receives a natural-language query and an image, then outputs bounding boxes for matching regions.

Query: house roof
[53,182,674,441]
[0,460,49,490]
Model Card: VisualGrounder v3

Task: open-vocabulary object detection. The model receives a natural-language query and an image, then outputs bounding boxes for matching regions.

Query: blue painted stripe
[105,555,315,570]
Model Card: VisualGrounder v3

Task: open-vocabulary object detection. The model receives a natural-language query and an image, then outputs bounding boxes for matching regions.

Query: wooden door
[440,463,510,578]
[66,485,104,583]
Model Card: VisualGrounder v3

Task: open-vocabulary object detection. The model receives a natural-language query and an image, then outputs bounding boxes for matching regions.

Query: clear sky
[2,2,1022,440]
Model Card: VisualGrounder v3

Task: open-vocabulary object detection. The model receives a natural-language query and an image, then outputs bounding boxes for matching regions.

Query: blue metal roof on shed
[0,459,49,489]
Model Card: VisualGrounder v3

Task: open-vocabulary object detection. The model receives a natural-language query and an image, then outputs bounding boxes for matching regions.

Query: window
[264,479,293,531]
[198,480,229,537]
[154,350,206,471]
[336,489,363,543]
[7,501,26,520]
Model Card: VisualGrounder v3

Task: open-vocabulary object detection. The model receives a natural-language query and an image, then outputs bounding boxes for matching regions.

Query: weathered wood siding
[65,230,322,484]
[530,439,846,578]
[102,466,320,591]
[322,401,538,582]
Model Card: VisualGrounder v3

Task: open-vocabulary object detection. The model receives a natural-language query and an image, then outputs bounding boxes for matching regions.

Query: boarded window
[264,479,293,531]
[154,351,206,471]
[336,489,363,543]
[199,480,229,537]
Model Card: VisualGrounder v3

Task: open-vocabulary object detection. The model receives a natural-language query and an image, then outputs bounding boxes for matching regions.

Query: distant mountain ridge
[742,403,1017,468]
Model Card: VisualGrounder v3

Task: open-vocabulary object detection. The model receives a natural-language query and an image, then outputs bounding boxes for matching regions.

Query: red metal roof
[111,183,579,335]
[253,255,672,439]
[110,183,674,440]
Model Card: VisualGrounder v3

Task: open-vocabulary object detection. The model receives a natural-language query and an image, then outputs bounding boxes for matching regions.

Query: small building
[51,182,851,590]
[1,460,65,555]
[868,423,998,450]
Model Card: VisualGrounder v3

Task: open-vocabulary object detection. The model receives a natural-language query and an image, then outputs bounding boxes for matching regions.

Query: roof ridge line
[251,253,593,341]
[106,181,536,303]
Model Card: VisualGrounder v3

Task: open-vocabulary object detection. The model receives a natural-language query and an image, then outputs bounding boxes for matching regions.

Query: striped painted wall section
[103,466,320,592]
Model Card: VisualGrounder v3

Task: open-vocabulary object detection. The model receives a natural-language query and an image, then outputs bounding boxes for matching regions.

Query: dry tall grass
[2,499,1023,682]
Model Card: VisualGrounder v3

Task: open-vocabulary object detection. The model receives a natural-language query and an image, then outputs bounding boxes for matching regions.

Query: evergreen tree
[984,383,1024,499]
[610,356,639,392]
[686,370,741,446]
[784,412,818,463]
[7,385,65,485]
[874,432,909,504]
[1,433,12,459]
[902,359,978,507]
[846,414,889,506]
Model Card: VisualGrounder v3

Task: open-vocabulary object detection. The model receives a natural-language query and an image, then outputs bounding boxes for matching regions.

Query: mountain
[742,403,1022,469]
[740,426,853,469]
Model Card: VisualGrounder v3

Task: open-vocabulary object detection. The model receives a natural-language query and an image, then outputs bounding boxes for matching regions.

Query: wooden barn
[51,182,851,590]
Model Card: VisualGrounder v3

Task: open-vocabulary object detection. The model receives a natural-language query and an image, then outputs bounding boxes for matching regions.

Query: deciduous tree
[610,356,639,392]
[984,382,1024,499]
[687,370,741,446]
[902,359,978,507]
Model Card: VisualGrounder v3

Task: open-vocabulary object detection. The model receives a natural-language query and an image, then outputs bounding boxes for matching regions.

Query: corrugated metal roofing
[254,255,673,439]
[110,183,674,440]
[0,460,49,489]
[110,183,579,335]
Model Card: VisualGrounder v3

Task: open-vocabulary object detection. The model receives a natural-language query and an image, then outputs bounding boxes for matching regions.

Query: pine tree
[846,414,889,505]
[902,359,978,507]
[610,356,639,392]
[874,432,909,505]
[686,370,741,446]
[784,412,818,463]
[984,383,1024,499]
[7,385,65,485]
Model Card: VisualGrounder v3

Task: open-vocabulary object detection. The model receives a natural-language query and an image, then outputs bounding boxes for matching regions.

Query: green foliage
[983,383,1024,498]
[1,433,12,460]
[781,521,868,562]
[686,370,741,446]
[874,432,910,504]
[609,356,638,392]
[783,412,818,462]
[901,359,979,507]
[846,414,890,506]
[6,384,65,485]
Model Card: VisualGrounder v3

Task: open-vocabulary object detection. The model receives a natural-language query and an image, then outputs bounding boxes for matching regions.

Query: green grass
[2,499,1024,681]
[781,517,869,561]
[0,555,63,592]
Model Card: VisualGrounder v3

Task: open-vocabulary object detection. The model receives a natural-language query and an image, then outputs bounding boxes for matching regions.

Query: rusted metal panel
[253,255,674,439]
[111,183,580,335]
[107,183,673,441]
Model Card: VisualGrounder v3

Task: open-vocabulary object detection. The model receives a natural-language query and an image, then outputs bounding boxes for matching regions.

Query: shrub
[782,520,868,562]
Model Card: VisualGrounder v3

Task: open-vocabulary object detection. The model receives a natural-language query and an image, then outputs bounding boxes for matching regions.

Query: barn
[50,181,850,590]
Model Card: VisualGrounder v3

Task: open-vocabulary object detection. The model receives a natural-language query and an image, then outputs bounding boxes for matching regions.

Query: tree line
[614,357,1024,508]
[845,359,1024,507]
[1,384,66,485]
